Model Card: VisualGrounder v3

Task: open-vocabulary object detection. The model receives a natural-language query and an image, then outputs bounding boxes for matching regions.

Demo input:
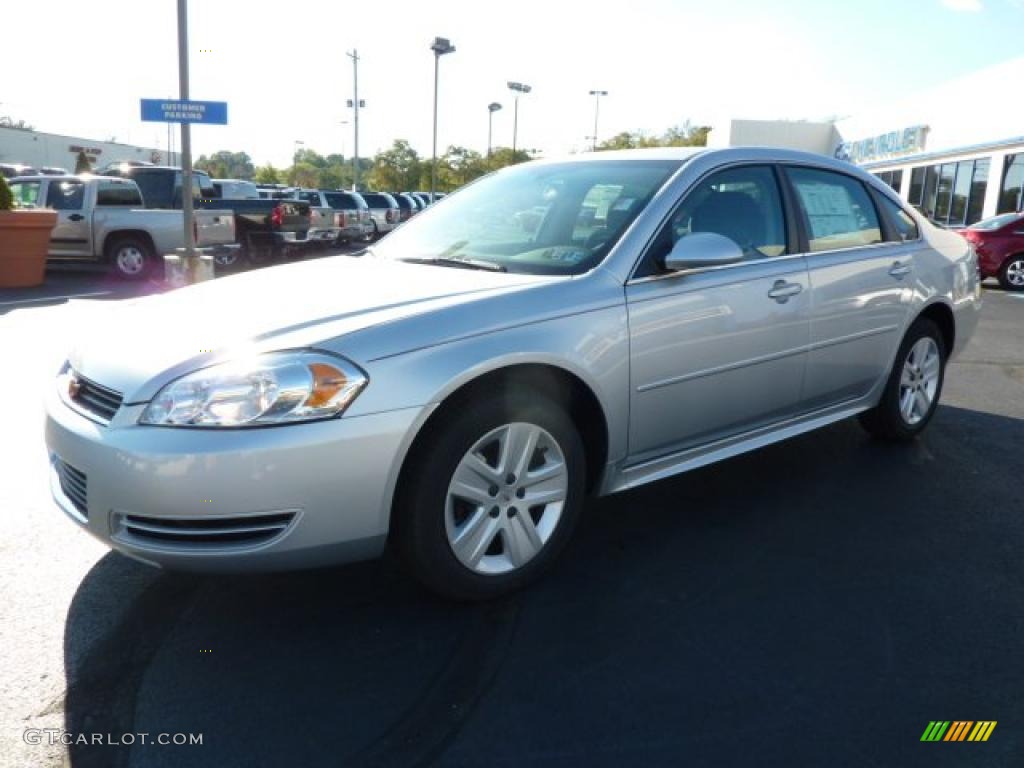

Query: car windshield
[970,212,1023,231]
[371,159,681,275]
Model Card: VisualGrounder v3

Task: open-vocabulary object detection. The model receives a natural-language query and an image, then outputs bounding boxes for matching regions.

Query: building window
[967,159,989,226]
[909,167,925,206]
[874,169,903,192]
[909,158,991,226]
[998,154,1023,214]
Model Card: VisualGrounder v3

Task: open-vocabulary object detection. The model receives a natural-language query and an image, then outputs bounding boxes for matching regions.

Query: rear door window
[786,167,882,252]
[97,182,143,206]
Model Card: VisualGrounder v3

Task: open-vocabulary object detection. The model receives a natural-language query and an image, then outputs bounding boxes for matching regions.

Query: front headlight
[139,351,367,427]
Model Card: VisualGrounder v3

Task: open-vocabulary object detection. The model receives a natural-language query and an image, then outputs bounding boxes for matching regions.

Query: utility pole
[430,37,455,202]
[589,90,608,151]
[177,0,195,258]
[487,102,502,158]
[346,50,361,191]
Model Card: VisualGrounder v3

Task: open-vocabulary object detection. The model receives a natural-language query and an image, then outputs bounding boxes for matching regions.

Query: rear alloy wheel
[107,236,154,281]
[859,317,946,441]
[213,249,241,270]
[394,392,585,600]
[998,255,1024,291]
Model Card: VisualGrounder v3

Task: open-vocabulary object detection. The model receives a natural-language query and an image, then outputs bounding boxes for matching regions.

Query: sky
[3,0,1022,168]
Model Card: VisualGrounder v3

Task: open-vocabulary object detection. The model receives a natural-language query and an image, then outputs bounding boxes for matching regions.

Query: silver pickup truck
[8,175,238,279]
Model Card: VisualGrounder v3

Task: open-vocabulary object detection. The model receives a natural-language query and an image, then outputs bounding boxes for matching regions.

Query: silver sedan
[44,147,981,599]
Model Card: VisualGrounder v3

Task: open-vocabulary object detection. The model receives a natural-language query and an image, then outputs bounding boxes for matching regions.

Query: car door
[781,166,913,410]
[45,178,92,258]
[625,164,811,463]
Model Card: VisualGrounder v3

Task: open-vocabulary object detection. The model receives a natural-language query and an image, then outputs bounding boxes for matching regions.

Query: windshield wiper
[399,256,507,272]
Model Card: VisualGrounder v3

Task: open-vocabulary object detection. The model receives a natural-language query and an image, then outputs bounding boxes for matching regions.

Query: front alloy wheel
[393,392,585,600]
[445,423,568,575]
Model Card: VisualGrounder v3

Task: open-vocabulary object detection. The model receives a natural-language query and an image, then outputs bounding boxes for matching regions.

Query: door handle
[767,280,803,303]
[68,214,84,222]
[889,261,912,279]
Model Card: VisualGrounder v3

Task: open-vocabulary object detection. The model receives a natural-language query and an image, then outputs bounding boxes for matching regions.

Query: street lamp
[430,36,456,202]
[507,81,532,156]
[588,89,608,151]
[487,102,502,157]
[293,139,304,164]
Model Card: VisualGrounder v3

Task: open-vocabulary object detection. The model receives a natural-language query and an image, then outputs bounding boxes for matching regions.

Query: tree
[254,164,281,184]
[484,147,532,172]
[437,146,487,190]
[287,162,320,188]
[293,148,327,168]
[366,140,422,192]
[74,151,92,174]
[195,150,255,179]
[596,121,710,152]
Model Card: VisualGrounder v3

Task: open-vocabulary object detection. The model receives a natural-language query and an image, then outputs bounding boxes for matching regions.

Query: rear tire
[998,254,1024,291]
[392,391,586,601]
[106,235,155,281]
[859,317,946,441]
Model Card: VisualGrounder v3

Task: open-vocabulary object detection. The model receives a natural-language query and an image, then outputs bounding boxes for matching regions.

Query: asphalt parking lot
[1,265,1022,768]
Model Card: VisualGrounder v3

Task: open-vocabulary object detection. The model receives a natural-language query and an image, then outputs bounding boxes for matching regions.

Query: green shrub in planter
[0,176,13,212]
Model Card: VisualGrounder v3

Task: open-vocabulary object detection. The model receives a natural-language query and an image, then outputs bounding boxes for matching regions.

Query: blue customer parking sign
[140,99,228,125]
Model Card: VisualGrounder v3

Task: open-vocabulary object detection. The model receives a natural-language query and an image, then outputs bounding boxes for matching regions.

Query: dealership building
[707,57,1023,227]
[0,126,178,172]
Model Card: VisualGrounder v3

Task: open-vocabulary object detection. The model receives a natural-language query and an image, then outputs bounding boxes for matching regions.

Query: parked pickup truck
[287,188,343,245]
[7,175,238,279]
[104,166,314,267]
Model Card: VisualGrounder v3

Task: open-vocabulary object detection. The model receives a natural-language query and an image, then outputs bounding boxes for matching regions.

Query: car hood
[68,256,553,403]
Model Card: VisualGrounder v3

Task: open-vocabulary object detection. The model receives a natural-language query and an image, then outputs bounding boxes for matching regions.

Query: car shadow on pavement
[62,404,1024,768]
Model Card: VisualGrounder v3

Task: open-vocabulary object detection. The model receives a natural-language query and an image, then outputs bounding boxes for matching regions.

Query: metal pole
[348,50,360,191]
[177,0,195,258]
[431,52,439,202]
[592,94,601,151]
[512,96,519,155]
[487,110,493,158]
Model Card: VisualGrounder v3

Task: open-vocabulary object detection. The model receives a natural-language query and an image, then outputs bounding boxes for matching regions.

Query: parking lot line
[0,290,112,308]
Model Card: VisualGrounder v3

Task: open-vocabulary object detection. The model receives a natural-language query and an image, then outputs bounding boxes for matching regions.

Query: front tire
[998,254,1024,291]
[859,317,946,441]
[393,392,586,601]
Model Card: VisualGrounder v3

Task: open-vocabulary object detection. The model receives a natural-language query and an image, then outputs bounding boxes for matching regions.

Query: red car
[961,212,1024,291]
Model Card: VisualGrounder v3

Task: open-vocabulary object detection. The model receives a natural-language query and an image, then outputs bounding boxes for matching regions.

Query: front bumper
[44,383,420,572]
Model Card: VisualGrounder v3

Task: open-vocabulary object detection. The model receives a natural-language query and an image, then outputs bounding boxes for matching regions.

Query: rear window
[970,212,1022,231]
[97,182,143,206]
[392,195,413,210]
[324,192,367,209]
[361,193,396,208]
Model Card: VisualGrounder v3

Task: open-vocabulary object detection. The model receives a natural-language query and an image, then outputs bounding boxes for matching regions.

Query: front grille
[55,457,88,517]
[70,374,123,422]
[114,511,296,550]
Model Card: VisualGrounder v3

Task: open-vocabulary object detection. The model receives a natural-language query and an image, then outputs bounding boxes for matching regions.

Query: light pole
[177,0,195,260]
[293,139,304,164]
[346,50,365,191]
[507,81,531,156]
[487,102,502,157]
[588,89,608,151]
[430,37,456,202]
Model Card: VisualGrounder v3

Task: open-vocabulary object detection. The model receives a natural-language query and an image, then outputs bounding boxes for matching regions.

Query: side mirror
[663,232,744,272]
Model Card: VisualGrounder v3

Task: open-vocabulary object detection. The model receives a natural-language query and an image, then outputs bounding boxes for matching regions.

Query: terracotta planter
[0,210,58,288]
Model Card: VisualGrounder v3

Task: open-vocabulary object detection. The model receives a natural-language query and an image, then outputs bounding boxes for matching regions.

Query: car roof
[8,174,128,183]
